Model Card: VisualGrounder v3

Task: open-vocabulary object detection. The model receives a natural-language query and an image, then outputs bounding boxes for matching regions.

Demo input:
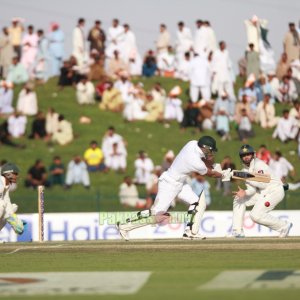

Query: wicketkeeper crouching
[0,163,26,236]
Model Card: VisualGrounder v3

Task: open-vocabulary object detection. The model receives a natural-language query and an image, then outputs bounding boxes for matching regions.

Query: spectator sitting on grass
[28,111,47,140]
[25,159,50,188]
[65,155,90,189]
[51,114,73,146]
[83,140,108,172]
[49,156,65,186]
[119,176,146,208]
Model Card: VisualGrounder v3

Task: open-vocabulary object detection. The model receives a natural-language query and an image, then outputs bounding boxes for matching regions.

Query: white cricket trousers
[151,172,203,215]
[232,185,286,233]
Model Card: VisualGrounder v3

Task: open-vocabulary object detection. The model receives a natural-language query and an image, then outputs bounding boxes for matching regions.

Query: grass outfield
[0,238,300,300]
[2,77,300,213]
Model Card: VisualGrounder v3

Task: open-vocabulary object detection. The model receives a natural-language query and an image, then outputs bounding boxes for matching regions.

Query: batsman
[0,163,25,235]
[230,144,292,238]
[117,136,225,240]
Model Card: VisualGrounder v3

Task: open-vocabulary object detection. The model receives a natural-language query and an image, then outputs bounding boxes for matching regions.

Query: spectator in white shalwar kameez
[175,22,193,64]
[211,41,236,100]
[164,86,184,123]
[51,114,73,146]
[102,126,127,167]
[134,150,154,185]
[122,24,139,63]
[119,176,146,208]
[189,52,211,102]
[65,155,90,189]
[46,107,59,135]
[193,20,210,55]
[175,52,192,82]
[255,93,278,128]
[7,112,27,138]
[72,18,86,68]
[269,151,295,182]
[204,21,217,54]
[272,109,299,142]
[21,25,38,75]
[105,142,127,172]
[157,46,175,77]
[16,82,38,116]
[156,24,171,55]
[278,75,298,103]
[76,76,95,105]
[106,19,125,59]
[0,81,14,115]
[114,71,133,102]
[123,86,148,121]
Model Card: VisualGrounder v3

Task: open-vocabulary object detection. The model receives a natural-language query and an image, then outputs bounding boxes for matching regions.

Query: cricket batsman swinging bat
[231,170,271,183]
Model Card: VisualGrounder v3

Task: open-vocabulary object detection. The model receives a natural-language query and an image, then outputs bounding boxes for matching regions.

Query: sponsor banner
[0,272,151,296]
[198,270,300,289]
[0,211,299,242]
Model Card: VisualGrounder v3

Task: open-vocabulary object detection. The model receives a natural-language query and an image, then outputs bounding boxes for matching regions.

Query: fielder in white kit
[116,136,225,240]
[0,163,25,236]
[230,145,292,238]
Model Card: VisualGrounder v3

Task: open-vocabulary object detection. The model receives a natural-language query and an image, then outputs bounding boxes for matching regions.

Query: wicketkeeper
[0,163,25,235]
[230,144,292,238]
[116,136,225,240]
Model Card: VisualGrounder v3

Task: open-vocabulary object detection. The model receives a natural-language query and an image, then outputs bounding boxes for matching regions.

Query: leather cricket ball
[264,201,270,207]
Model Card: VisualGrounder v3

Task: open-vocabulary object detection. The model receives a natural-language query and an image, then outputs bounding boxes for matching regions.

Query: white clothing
[106,25,125,58]
[232,158,286,234]
[212,49,235,99]
[157,52,175,73]
[46,111,59,135]
[7,115,27,138]
[189,54,211,101]
[134,157,154,185]
[206,26,217,53]
[76,81,95,104]
[21,33,38,73]
[0,88,14,114]
[0,176,17,231]
[156,30,171,54]
[65,161,90,186]
[175,58,191,81]
[119,183,145,207]
[72,26,86,67]
[128,55,142,76]
[278,80,298,103]
[105,143,127,171]
[16,89,38,116]
[194,26,209,55]
[114,80,133,102]
[164,97,184,122]
[101,133,126,164]
[151,140,208,214]
[175,27,193,61]
[272,116,299,142]
[122,30,138,63]
[269,157,294,180]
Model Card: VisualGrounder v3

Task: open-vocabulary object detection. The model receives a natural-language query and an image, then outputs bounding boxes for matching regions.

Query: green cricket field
[0,238,299,300]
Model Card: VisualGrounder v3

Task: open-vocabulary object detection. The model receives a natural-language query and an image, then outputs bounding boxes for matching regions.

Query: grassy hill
[2,77,300,213]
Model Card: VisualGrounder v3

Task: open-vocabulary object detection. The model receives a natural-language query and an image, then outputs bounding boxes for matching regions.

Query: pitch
[0,238,300,300]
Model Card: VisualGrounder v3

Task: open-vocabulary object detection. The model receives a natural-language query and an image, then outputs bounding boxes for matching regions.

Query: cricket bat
[232,170,271,183]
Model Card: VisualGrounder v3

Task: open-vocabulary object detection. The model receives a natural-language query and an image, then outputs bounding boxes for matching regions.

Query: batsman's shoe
[183,230,206,240]
[279,221,293,238]
[6,214,24,235]
[116,222,129,241]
